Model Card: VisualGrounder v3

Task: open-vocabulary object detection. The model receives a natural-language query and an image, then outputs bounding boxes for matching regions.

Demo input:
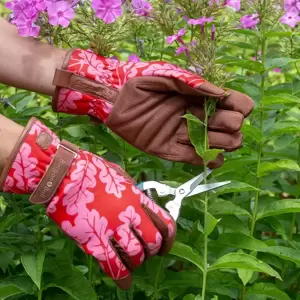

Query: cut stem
[201,101,211,299]
[250,1,267,237]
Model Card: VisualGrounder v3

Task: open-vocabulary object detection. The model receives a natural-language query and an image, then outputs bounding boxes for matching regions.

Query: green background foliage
[2,0,300,299]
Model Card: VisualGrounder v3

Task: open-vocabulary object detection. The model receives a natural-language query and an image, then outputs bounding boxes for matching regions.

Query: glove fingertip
[114,274,133,290]
[141,204,177,256]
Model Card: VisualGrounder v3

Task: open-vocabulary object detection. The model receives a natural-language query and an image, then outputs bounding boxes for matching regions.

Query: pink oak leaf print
[141,63,205,88]
[92,156,127,198]
[3,175,14,192]
[88,98,113,121]
[62,152,97,215]
[116,225,143,257]
[57,88,82,112]
[147,231,162,255]
[47,196,59,214]
[11,143,40,193]
[61,208,113,258]
[71,50,112,84]
[118,206,141,227]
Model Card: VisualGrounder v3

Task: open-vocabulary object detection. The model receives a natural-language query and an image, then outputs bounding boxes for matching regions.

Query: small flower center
[57,11,63,17]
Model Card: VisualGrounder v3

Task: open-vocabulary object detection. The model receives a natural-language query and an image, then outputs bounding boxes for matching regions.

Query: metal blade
[176,168,214,198]
[187,181,231,197]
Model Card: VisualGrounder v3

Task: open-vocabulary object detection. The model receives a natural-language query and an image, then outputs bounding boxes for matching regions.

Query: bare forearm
[0,115,23,172]
[0,17,67,96]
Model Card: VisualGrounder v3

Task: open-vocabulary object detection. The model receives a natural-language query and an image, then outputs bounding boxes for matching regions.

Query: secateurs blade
[136,168,231,220]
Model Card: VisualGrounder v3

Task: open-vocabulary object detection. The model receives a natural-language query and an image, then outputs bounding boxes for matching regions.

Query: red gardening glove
[52,49,254,167]
[0,118,176,289]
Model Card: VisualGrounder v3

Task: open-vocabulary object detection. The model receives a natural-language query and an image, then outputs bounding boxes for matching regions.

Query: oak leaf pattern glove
[0,118,176,289]
[52,49,254,167]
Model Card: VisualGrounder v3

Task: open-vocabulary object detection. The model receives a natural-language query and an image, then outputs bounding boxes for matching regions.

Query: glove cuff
[52,49,117,122]
[0,118,79,205]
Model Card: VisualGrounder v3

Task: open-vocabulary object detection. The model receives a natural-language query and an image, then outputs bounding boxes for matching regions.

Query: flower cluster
[6,0,152,37]
[280,0,300,27]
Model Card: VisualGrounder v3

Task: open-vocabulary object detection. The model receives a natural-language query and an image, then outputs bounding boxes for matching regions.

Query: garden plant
[1,0,300,299]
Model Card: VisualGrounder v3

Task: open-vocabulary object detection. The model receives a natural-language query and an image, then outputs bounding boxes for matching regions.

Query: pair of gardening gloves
[0,49,254,289]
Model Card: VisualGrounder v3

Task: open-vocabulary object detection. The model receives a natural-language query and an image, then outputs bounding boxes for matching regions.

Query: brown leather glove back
[105,76,254,167]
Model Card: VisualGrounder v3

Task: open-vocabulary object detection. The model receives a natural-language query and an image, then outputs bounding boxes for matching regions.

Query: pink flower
[188,16,214,25]
[31,0,47,11]
[166,28,186,45]
[175,46,188,55]
[12,0,38,20]
[131,0,152,16]
[92,0,123,24]
[273,68,281,73]
[284,0,298,11]
[47,1,74,28]
[211,24,216,40]
[280,11,300,27]
[240,13,260,28]
[225,0,240,11]
[128,54,141,63]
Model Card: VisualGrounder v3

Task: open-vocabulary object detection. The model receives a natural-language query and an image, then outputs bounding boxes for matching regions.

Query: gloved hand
[52,49,254,167]
[0,117,176,289]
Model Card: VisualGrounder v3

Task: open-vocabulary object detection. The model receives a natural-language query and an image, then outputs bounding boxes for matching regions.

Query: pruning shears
[137,168,231,221]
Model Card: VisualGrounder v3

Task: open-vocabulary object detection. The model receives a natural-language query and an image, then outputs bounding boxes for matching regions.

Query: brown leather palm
[104,76,254,167]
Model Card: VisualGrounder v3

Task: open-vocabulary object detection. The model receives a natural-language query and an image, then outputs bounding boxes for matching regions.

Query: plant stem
[37,289,43,300]
[153,257,164,300]
[88,256,93,283]
[250,0,267,237]
[289,139,300,240]
[201,101,210,300]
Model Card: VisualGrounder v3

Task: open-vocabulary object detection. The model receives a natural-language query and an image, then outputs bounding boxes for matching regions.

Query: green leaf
[257,200,300,219]
[182,114,203,124]
[0,252,14,273]
[15,94,35,113]
[43,250,72,279]
[265,57,300,70]
[266,31,294,37]
[21,249,46,290]
[232,29,258,37]
[202,149,224,163]
[258,160,300,177]
[209,199,251,216]
[241,124,263,142]
[169,242,203,272]
[216,233,268,251]
[0,276,35,299]
[186,114,205,156]
[261,246,300,265]
[0,214,24,233]
[263,94,300,106]
[0,243,22,253]
[117,289,133,300]
[218,216,250,235]
[204,213,220,236]
[238,268,253,286]
[246,283,290,300]
[47,267,97,300]
[20,106,51,117]
[267,121,300,137]
[216,56,264,73]
[183,294,197,300]
[209,253,281,280]
[214,181,259,195]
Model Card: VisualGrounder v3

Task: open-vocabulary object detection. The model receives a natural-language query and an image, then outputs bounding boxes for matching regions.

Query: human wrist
[0,117,60,194]
[0,115,24,174]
